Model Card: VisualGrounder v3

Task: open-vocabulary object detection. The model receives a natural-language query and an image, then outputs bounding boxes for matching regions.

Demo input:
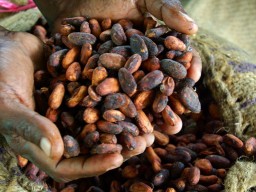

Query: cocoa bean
[96,78,120,96]
[194,159,213,175]
[97,40,113,54]
[119,132,136,150]
[62,47,80,69]
[88,85,102,102]
[223,134,244,149]
[101,18,112,30]
[66,62,81,81]
[125,28,144,38]
[83,131,100,148]
[146,26,169,38]
[100,134,117,144]
[121,165,138,179]
[141,56,160,72]
[164,36,186,51]
[124,54,142,74]
[187,167,200,185]
[178,86,201,113]
[46,108,59,122]
[104,93,127,109]
[99,53,126,70]
[153,169,170,186]
[91,66,108,86]
[110,45,132,58]
[103,109,125,122]
[47,49,68,77]
[83,108,100,123]
[80,95,99,108]
[60,24,75,36]
[199,175,218,186]
[63,135,80,158]
[99,29,112,42]
[153,92,168,113]
[62,17,85,26]
[66,85,87,107]
[205,155,230,169]
[118,19,133,31]
[89,19,102,38]
[153,130,169,146]
[80,21,91,33]
[117,121,139,137]
[160,59,187,79]
[90,143,122,154]
[136,110,154,134]
[137,70,164,91]
[119,95,137,118]
[130,34,149,61]
[97,120,123,134]
[80,43,93,65]
[68,32,97,46]
[244,137,256,155]
[48,83,65,109]
[141,36,158,57]
[129,182,153,192]
[118,68,137,96]
[111,23,127,45]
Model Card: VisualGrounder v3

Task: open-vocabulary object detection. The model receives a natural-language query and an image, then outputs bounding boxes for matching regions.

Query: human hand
[0,27,124,182]
[34,0,198,35]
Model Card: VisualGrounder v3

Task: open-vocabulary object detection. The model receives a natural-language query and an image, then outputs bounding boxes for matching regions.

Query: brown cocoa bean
[164,36,186,51]
[186,184,208,192]
[103,109,125,122]
[100,133,117,144]
[153,92,168,113]
[91,66,108,86]
[97,40,113,54]
[178,86,201,113]
[141,56,160,72]
[244,137,256,155]
[83,131,100,148]
[96,78,120,96]
[66,62,81,81]
[68,32,96,46]
[60,24,75,36]
[80,21,91,33]
[88,85,102,102]
[205,155,230,169]
[169,162,185,180]
[124,54,142,74]
[90,143,122,154]
[104,93,127,109]
[216,169,226,178]
[78,124,97,141]
[187,167,200,185]
[162,105,176,126]
[99,53,126,70]
[160,76,175,96]
[202,134,223,146]
[207,184,223,192]
[82,54,99,79]
[118,19,133,31]
[117,121,139,137]
[168,94,186,115]
[199,175,219,186]
[166,50,176,59]
[83,108,100,123]
[99,29,112,42]
[60,112,75,130]
[221,143,238,162]
[170,178,186,192]
[145,147,162,173]
[119,94,137,118]
[80,43,92,65]
[101,18,112,30]
[153,130,169,146]
[66,85,87,107]
[110,45,132,58]
[133,70,145,82]
[154,148,168,158]
[89,19,102,38]
[134,90,155,110]
[141,36,159,57]
[97,120,123,134]
[121,165,138,179]
[130,34,148,61]
[62,35,76,49]
[62,17,85,26]
[187,143,207,153]
[146,26,168,38]
[62,47,80,69]
[46,108,59,122]
[137,70,164,91]
[67,82,80,94]
[129,182,153,192]
[143,17,157,30]
[152,169,170,186]
[135,110,154,134]
[125,28,144,38]
[48,83,65,109]
[47,49,68,77]
[111,23,127,45]
[160,59,187,79]
[80,95,99,107]
[223,134,244,149]
[119,132,136,150]
[118,68,137,96]
[63,135,80,158]
[194,159,213,175]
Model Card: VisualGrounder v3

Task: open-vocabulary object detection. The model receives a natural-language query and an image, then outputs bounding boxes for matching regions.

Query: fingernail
[40,137,51,157]
[179,11,195,22]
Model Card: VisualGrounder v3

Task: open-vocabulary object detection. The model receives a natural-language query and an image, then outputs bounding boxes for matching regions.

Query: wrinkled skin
[0,0,201,182]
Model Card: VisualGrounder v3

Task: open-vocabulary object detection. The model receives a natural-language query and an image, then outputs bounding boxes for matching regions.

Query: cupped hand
[0,28,124,182]
[34,0,197,34]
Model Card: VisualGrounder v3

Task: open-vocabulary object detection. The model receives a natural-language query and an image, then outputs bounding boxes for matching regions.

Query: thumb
[1,101,64,161]
[139,0,198,35]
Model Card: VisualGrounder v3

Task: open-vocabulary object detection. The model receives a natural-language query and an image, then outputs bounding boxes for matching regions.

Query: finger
[187,49,202,83]
[122,136,147,161]
[1,102,63,161]
[139,0,198,35]
[55,153,123,182]
[141,133,155,147]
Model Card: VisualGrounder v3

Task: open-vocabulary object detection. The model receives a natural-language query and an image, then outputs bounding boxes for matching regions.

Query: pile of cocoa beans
[33,16,201,158]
